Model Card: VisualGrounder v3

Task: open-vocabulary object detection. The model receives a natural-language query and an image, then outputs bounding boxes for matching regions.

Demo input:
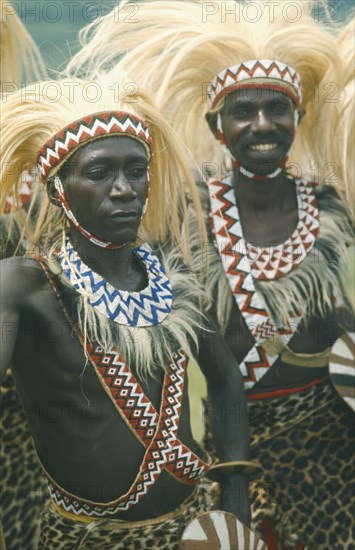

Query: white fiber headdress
[67,0,353,217]
[1,74,206,254]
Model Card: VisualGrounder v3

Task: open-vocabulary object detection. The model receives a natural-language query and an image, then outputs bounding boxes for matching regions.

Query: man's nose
[109,176,137,199]
[251,110,275,133]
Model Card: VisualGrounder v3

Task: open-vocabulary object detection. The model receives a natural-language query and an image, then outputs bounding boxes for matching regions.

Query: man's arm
[197,326,252,525]
[0,258,27,383]
[0,259,24,550]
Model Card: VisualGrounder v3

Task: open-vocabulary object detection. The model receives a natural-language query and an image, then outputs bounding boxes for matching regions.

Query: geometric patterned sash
[38,259,209,517]
[208,175,319,391]
[46,345,209,517]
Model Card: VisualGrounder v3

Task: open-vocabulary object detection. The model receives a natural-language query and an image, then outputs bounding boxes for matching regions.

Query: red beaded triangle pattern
[246,180,319,280]
[4,170,33,213]
[208,59,302,109]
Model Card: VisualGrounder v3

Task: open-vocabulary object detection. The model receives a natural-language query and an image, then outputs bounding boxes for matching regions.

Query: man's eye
[126,166,147,179]
[86,167,109,179]
[271,104,291,114]
[232,107,250,118]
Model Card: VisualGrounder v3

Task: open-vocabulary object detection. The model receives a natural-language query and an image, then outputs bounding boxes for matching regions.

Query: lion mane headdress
[1,74,206,254]
[67,0,354,219]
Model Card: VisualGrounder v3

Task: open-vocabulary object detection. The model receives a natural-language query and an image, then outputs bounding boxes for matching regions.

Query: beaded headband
[37,111,153,183]
[37,110,153,248]
[207,59,302,110]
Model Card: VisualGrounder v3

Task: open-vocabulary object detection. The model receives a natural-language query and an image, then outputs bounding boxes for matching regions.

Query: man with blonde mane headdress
[67,1,355,547]
[0,73,254,549]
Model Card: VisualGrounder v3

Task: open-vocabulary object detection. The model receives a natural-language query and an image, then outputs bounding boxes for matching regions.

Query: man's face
[59,136,149,245]
[220,88,297,175]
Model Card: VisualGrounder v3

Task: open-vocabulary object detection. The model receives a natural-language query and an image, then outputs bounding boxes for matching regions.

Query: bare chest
[240,207,298,246]
[11,286,196,504]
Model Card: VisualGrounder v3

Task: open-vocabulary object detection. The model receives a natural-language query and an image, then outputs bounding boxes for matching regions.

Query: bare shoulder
[0,256,48,307]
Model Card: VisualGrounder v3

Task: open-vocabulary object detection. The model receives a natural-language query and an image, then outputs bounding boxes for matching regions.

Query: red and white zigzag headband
[207,59,302,110]
[37,111,153,249]
[37,111,153,183]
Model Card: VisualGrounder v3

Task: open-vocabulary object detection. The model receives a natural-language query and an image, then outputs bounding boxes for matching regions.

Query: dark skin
[206,88,345,394]
[0,136,250,523]
[50,137,150,290]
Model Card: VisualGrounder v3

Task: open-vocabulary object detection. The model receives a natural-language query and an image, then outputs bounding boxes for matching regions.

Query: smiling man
[0,77,253,549]
[205,86,304,251]
[69,1,355,547]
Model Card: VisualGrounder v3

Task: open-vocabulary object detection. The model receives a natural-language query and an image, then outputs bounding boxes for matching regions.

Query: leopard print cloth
[0,370,217,550]
[37,480,216,550]
[204,380,355,549]
[1,371,47,550]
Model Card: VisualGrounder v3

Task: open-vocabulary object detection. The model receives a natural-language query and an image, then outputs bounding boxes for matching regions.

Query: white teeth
[249,143,278,151]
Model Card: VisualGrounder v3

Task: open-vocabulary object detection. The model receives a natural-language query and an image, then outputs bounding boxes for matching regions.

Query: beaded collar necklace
[59,238,173,327]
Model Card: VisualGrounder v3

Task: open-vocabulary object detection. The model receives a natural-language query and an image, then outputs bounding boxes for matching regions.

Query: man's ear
[46,179,61,207]
[205,111,219,139]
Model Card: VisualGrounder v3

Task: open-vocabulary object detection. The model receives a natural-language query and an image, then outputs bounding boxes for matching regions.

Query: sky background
[10,1,118,74]
[7,0,354,74]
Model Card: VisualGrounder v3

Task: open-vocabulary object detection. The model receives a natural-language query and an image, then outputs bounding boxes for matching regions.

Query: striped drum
[180,511,267,549]
[329,332,355,412]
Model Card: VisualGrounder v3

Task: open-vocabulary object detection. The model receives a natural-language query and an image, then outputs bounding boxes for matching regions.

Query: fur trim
[190,182,353,332]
